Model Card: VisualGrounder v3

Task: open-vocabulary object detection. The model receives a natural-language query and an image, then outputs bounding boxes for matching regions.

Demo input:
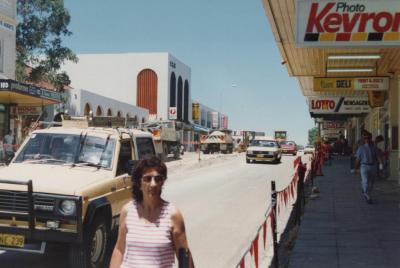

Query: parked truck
[274,130,287,142]
[140,120,182,160]
[200,129,234,154]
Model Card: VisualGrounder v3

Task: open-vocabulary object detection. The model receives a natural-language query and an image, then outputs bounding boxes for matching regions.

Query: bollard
[271,181,279,268]
[178,248,190,268]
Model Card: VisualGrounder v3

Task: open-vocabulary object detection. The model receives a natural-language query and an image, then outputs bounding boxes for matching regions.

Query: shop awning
[262,0,400,97]
[0,79,61,106]
[192,124,210,133]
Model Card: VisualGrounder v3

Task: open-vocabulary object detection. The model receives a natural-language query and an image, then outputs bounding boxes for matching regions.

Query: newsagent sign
[309,97,371,114]
[297,0,400,47]
[322,121,346,130]
[314,77,389,91]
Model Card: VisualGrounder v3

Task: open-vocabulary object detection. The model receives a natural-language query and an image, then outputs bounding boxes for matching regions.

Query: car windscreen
[14,133,116,168]
[250,140,277,147]
[280,141,295,146]
[136,137,155,159]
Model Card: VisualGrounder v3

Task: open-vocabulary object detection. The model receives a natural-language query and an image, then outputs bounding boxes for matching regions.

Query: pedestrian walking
[109,156,194,268]
[355,132,382,204]
[374,135,385,178]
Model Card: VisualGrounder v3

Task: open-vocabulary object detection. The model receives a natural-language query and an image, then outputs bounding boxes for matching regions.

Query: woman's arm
[109,204,128,268]
[171,206,194,268]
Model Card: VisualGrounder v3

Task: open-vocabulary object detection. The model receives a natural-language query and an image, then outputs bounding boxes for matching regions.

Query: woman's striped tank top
[121,201,175,268]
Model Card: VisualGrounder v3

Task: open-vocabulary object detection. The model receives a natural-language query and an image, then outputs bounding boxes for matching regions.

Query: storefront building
[263,0,400,183]
[0,79,61,149]
[62,53,196,150]
[59,88,149,125]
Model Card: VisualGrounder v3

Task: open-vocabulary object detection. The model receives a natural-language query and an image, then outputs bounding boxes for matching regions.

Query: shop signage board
[10,106,42,115]
[211,112,219,128]
[314,77,389,91]
[297,0,400,47]
[321,129,342,138]
[309,96,371,114]
[192,103,200,121]
[322,120,346,130]
[168,107,177,120]
[368,91,385,107]
[0,79,61,102]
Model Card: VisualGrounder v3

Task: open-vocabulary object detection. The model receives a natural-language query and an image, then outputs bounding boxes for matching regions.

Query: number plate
[257,154,264,158]
[0,233,25,248]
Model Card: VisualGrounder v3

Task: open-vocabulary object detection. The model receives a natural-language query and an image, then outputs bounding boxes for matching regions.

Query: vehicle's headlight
[59,200,76,216]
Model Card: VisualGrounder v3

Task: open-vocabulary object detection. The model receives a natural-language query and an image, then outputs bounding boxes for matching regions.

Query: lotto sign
[309,97,371,114]
[168,107,177,120]
[297,0,400,47]
[314,77,389,91]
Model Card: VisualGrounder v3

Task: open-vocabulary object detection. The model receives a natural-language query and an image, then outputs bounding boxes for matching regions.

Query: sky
[63,0,314,145]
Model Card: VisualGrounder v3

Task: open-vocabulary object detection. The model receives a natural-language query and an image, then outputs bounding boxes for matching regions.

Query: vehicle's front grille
[253,151,271,155]
[0,190,55,213]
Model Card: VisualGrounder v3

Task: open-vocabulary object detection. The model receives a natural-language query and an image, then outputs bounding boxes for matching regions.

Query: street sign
[314,77,389,92]
[168,107,177,120]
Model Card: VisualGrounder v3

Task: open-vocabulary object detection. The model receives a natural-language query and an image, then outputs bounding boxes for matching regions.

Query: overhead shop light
[327,68,374,73]
[328,55,381,60]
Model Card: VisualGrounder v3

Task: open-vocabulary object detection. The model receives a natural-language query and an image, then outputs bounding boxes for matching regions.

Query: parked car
[304,145,315,154]
[0,118,156,268]
[280,140,297,155]
[246,136,282,164]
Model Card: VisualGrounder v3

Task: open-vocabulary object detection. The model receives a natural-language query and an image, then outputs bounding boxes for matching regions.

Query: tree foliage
[16,0,77,91]
[308,127,318,146]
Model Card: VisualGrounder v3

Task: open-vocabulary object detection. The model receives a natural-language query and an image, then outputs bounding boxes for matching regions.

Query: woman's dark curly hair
[131,156,167,202]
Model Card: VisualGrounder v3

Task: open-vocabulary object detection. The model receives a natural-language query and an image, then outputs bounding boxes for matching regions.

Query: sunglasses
[141,175,165,183]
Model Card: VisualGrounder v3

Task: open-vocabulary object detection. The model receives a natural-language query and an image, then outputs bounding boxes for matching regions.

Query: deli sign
[309,97,371,114]
[297,0,400,46]
[314,77,389,91]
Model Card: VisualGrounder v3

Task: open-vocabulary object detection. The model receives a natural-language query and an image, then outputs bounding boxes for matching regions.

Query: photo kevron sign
[314,77,389,91]
[297,0,400,47]
[309,97,371,114]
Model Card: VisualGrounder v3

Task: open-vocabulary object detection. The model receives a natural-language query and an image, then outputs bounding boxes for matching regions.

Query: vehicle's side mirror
[126,160,139,176]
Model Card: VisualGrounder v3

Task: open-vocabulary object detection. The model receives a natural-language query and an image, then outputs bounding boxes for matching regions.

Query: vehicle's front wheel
[246,158,250,163]
[69,216,109,268]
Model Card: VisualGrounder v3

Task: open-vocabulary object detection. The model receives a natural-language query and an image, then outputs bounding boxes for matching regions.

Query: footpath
[288,157,400,268]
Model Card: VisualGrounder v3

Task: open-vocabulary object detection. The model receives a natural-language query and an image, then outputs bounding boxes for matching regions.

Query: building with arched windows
[62,53,195,149]
[60,88,148,125]
[62,53,191,123]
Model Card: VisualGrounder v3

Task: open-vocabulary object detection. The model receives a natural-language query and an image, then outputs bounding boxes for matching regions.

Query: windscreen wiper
[73,161,103,168]
[96,134,111,169]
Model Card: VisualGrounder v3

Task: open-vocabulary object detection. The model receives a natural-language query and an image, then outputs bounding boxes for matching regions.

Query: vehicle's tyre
[246,158,250,163]
[293,152,297,156]
[69,216,109,268]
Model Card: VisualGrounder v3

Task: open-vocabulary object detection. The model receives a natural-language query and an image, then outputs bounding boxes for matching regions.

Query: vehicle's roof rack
[62,115,138,129]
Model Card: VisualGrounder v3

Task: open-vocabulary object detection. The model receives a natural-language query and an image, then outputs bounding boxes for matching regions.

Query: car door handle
[111,186,117,192]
